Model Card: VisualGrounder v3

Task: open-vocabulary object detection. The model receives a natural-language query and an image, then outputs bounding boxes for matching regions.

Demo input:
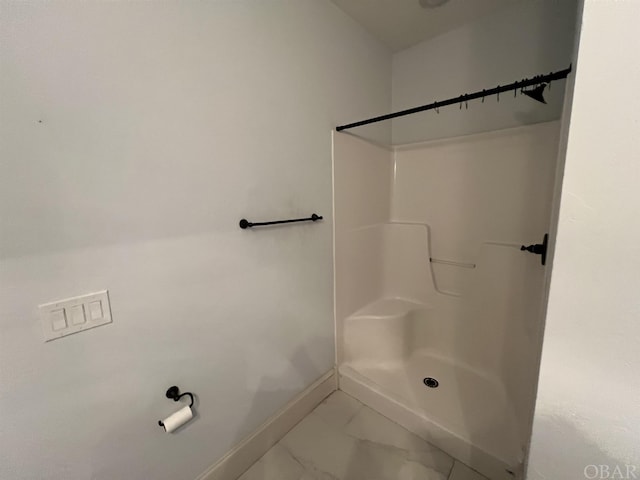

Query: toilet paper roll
[160,405,193,433]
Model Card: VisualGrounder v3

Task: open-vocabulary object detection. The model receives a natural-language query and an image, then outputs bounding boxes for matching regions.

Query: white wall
[527,2,640,478]
[0,2,390,479]
[391,0,578,145]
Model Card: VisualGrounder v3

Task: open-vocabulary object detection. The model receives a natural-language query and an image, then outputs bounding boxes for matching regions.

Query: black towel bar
[239,213,323,229]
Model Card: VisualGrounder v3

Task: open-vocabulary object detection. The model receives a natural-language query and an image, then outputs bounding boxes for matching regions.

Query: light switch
[89,301,103,320]
[51,309,67,331]
[70,304,86,325]
[39,290,112,342]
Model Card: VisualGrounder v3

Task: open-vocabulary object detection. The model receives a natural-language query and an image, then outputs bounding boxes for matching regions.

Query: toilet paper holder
[164,386,194,407]
[158,385,195,429]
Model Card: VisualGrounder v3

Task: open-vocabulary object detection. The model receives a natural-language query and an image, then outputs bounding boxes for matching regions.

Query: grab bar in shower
[239,213,323,229]
[430,258,476,269]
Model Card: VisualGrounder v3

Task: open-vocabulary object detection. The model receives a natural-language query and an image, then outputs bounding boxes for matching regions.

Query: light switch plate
[40,290,112,342]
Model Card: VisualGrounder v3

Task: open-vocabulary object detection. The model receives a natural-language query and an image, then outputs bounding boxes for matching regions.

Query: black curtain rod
[336,65,572,132]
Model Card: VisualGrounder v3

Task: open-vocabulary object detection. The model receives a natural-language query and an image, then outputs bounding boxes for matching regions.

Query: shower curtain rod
[336,65,572,132]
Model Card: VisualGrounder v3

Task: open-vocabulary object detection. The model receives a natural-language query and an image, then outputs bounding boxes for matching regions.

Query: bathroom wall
[0,2,391,479]
[528,1,640,477]
[391,0,578,144]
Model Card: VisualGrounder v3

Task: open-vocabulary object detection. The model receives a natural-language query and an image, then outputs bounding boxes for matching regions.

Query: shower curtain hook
[497,88,500,102]
[481,90,485,103]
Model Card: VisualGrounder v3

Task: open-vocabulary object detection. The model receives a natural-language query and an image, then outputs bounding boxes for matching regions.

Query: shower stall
[333,120,562,480]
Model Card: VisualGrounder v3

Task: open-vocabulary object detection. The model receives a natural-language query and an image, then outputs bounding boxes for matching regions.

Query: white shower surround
[333,122,561,479]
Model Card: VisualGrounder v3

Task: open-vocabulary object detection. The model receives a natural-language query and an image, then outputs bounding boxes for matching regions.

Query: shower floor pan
[340,299,523,480]
[339,356,521,479]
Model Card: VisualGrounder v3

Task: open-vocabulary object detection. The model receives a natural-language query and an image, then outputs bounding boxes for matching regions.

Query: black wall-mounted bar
[239,213,323,229]
[336,65,572,132]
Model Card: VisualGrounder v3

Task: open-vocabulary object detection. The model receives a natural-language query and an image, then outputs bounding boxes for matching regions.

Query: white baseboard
[196,370,337,480]
[338,366,519,480]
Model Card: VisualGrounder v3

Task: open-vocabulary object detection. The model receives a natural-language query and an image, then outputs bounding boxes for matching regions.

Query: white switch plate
[40,290,112,342]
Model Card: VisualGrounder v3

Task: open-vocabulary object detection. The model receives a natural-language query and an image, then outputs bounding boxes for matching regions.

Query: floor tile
[313,391,363,429]
[299,471,339,480]
[280,412,358,479]
[237,391,459,480]
[237,443,304,480]
[345,405,454,476]
[448,461,489,480]
[340,439,449,480]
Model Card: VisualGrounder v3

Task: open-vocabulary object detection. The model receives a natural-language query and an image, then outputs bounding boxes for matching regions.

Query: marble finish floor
[238,391,489,480]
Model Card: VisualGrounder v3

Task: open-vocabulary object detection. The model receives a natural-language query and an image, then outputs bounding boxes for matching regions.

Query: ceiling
[331,0,517,52]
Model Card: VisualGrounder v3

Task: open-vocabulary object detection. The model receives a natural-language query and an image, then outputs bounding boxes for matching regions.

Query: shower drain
[423,377,439,388]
